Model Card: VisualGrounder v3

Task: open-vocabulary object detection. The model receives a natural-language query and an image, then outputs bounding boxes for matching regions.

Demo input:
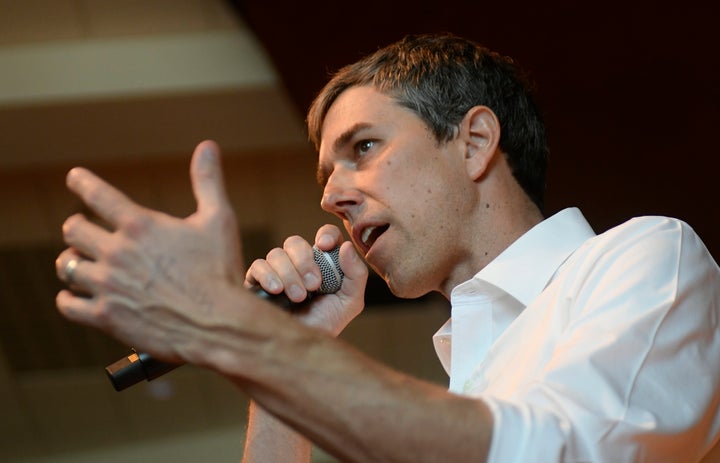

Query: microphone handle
[105,286,315,391]
[105,350,180,391]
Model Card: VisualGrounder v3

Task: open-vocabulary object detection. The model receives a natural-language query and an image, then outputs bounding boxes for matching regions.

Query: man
[56,34,720,462]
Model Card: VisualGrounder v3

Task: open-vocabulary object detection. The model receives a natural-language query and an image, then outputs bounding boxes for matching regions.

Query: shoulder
[585,216,715,267]
[596,215,690,247]
[561,216,719,310]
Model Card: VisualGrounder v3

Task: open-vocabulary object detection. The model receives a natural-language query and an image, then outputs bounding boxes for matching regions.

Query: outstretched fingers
[61,213,111,261]
[66,167,141,229]
[55,248,105,327]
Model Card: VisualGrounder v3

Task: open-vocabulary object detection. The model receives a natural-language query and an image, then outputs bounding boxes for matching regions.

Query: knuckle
[266,246,286,261]
[120,212,152,237]
[102,240,120,262]
[319,223,339,234]
[282,235,305,249]
[91,265,112,289]
[92,299,116,330]
[102,239,132,267]
[101,270,120,293]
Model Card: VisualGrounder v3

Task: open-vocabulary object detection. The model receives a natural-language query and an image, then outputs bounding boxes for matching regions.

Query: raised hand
[55,140,245,363]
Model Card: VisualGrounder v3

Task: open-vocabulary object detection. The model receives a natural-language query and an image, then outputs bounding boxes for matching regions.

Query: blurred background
[0,1,717,461]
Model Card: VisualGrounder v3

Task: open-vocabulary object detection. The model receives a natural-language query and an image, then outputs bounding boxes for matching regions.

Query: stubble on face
[319,86,479,300]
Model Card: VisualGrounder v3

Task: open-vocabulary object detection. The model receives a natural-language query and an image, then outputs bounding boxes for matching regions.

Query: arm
[55,141,494,462]
[233,311,493,462]
[243,401,311,463]
[241,227,367,463]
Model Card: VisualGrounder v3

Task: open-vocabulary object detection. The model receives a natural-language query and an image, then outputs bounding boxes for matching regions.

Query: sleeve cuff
[484,396,569,463]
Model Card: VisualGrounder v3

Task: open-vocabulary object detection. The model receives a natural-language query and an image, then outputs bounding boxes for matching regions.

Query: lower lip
[364,230,387,261]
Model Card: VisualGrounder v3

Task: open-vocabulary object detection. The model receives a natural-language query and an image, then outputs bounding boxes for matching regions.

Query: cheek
[385,164,437,200]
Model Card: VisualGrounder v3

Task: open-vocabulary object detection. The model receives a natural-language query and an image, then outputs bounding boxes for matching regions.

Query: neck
[438,170,544,299]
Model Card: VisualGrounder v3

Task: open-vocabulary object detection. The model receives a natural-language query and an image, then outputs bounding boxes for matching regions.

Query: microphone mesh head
[313,246,344,294]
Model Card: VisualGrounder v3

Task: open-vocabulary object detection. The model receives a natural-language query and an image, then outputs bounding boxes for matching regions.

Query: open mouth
[359,224,389,253]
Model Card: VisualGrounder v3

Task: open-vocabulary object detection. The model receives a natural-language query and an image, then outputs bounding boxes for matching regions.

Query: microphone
[105,246,344,391]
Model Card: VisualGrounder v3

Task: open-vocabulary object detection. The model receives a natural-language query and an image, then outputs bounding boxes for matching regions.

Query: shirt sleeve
[483,218,720,462]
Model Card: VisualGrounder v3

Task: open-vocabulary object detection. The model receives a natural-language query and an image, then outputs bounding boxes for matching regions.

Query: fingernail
[289,284,305,300]
[304,272,319,288]
[319,234,333,248]
[267,277,281,293]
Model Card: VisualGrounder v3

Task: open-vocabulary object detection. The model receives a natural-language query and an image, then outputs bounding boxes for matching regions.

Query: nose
[320,169,363,219]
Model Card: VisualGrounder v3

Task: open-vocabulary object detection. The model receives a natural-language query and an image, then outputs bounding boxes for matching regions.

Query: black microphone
[105,246,344,391]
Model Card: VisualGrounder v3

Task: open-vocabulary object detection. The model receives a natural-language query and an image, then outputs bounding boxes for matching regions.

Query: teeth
[361,226,376,246]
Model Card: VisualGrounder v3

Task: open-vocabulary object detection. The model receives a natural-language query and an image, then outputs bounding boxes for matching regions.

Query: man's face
[317,86,477,298]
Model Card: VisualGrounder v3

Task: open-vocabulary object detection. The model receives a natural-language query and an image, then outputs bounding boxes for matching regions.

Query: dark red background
[231,1,719,258]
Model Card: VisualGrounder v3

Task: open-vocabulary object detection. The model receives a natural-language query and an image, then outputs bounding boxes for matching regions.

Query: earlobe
[462,106,501,181]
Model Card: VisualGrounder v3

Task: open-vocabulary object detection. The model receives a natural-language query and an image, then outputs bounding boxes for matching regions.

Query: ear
[460,106,501,181]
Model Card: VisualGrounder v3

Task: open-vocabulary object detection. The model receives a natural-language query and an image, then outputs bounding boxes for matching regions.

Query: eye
[354,139,375,156]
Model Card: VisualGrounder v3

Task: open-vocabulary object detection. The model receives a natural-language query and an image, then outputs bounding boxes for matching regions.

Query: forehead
[319,86,401,152]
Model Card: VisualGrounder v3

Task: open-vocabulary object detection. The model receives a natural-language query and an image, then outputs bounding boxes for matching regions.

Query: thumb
[337,240,369,300]
[190,140,230,215]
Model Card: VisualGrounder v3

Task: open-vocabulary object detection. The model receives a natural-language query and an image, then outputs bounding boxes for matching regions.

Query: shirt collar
[452,207,596,307]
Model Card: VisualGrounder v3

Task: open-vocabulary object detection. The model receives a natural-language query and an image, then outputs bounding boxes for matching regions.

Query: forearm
[242,332,491,462]
[243,400,312,463]
[205,287,493,462]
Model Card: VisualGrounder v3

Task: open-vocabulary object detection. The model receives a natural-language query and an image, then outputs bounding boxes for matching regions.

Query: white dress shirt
[433,208,720,462]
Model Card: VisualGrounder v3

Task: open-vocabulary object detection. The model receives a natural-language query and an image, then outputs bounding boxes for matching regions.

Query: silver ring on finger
[64,258,81,285]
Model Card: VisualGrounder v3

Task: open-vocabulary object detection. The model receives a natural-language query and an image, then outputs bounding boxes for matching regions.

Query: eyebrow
[316,122,373,186]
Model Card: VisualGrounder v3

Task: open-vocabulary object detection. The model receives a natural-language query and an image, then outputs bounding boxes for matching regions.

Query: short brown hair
[307,33,548,210]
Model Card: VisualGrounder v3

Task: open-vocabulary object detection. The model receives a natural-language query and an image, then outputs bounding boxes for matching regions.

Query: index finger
[66,167,140,228]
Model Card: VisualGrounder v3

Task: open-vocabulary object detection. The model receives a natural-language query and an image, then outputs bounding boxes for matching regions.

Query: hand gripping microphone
[105,246,344,391]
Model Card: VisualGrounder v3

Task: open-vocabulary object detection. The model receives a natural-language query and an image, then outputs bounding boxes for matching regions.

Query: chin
[384,273,432,300]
